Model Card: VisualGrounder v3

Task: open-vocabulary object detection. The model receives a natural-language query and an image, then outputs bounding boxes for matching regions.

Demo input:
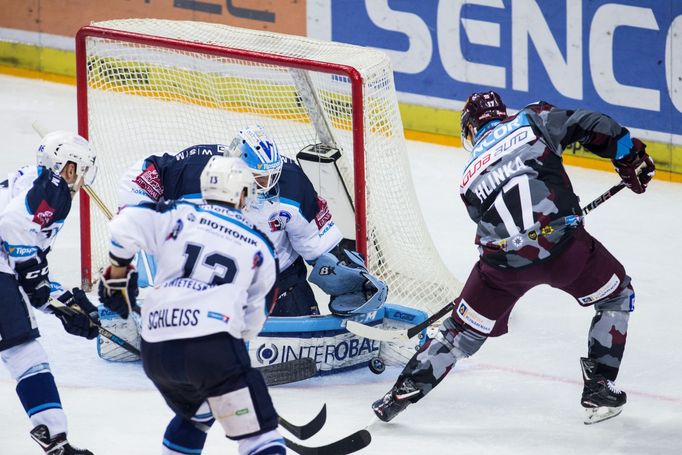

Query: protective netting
[81,19,462,315]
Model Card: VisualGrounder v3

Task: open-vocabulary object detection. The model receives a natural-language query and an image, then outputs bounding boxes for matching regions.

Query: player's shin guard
[373,317,486,422]
[161,413,213,455]
[581,282,632,424]
[587,288,632,381]
[238,429,286,455]
[1,341,67,437]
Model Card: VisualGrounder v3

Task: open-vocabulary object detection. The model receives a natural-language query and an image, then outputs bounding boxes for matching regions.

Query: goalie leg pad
[309,250,387,316]
[309,250,366,295]
[97,305,141,362]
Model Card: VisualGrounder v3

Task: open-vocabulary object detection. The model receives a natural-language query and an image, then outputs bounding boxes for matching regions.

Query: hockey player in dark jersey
[372,91,655,425]
[0,131,99,454]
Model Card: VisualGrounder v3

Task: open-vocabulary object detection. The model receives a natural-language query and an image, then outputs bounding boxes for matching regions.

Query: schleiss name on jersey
[147,307,200,330]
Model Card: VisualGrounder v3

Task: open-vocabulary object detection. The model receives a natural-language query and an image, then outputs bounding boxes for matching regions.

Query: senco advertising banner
[318,0,682,146]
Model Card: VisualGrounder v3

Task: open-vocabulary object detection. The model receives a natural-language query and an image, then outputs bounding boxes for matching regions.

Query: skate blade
[583,405,623,425]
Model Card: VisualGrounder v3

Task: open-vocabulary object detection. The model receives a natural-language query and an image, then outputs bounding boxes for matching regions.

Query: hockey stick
[346,302,454,343]
[279,404,327,440]
[49,297,141,357]
[580,182,626,215]
[284,429,372,455]
[347,181,627,343]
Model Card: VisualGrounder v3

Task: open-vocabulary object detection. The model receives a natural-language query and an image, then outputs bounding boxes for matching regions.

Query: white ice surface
[0,74,681,454]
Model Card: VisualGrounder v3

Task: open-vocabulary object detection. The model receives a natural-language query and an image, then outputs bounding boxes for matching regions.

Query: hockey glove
[54,288,99,340]
[98,265,139,319]
[612,138,655,194]
[15,253,51,309]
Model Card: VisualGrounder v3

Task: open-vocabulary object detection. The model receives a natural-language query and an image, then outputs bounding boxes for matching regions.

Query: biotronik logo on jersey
[252,335,380,371]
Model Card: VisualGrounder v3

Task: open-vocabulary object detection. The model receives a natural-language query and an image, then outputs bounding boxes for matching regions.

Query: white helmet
[37,131,98,188]
[230,125,283,193]
[200,156,257,208]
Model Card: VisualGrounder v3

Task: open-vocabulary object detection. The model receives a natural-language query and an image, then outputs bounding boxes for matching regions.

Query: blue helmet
[232,125,283,193]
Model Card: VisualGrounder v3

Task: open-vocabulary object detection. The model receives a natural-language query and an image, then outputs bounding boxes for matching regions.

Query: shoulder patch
[133,163,163,201]
[25,170,71,227]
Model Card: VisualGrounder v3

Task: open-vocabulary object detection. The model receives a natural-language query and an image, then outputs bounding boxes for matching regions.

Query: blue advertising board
[324,0,682,141]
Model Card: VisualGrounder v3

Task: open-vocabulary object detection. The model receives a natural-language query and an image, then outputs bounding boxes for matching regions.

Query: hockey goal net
[76,19,462,315]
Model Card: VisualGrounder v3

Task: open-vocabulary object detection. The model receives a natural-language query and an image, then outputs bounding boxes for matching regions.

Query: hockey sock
[16,370,67,437]
[162,415,211,455]
[237,429,286,455]
[399,317,486,401]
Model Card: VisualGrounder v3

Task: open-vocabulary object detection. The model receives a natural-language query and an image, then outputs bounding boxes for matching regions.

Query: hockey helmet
[461,91,508,152]
[230,125,283,193]
[200,156,257,208]
[37,130,98,189]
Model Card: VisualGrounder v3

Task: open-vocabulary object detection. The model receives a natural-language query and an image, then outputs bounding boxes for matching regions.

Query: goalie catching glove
[53,288,99,339]
[309,249,388,316]
[98,264,140,319]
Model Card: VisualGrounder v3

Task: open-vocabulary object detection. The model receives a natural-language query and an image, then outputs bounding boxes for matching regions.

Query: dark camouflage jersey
[460,102,634,269]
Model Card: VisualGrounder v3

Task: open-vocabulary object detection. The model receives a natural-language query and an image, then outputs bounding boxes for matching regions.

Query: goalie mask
[461,91,508,153]
[309,250,388,316]
[230,125,283,193]
[200,156,257,208]
[37,130,98,190]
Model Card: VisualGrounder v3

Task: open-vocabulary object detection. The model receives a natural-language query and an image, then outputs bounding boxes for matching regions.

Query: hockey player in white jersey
[99,156,285,455]
[0,131,98,454]
[114,126,386,319]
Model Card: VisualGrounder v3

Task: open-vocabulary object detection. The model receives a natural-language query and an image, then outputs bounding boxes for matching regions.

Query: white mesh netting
[81,18,462,315]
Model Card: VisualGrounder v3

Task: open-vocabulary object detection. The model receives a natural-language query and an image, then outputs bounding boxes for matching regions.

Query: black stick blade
[284,429,371,455]
[279,404,327,440]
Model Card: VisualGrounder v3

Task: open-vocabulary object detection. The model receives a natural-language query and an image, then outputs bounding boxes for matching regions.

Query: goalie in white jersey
[99,156,284,455]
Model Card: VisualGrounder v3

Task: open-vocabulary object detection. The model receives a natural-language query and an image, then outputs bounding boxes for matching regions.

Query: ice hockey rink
[1,74,681,454]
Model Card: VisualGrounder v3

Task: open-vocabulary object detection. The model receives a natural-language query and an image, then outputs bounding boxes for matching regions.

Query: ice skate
[372,377,421,422]
[30,425,94,455]
[580,358,627,425]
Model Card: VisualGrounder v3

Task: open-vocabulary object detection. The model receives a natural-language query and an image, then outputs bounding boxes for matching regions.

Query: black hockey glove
[15,253,51,309]
[612,138,655,194]
[98,265,139,319]
[54,288,99,340]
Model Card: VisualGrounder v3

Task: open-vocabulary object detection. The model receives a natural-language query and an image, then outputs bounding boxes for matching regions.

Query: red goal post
[75,19,461,314]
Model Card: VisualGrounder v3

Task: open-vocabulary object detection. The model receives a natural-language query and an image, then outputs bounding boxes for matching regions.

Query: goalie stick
[347,181,626,343]
[258,357,318,387]
[284,429,372,455]
[49,297,141,357]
